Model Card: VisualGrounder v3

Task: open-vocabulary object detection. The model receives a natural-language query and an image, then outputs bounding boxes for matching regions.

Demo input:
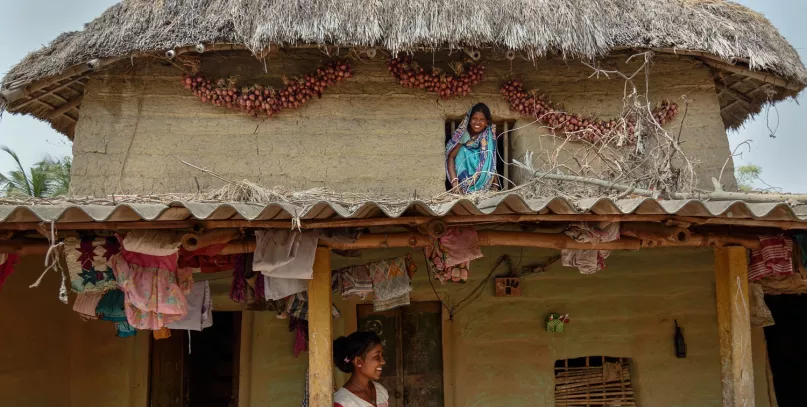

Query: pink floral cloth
[424,227,483,283]
[110,248,193,330]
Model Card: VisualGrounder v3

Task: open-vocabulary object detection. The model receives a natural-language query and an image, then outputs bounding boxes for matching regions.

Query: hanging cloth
[0,253,20,293]
[336,264,373,300]
[253,230,322,278]
[167,281,213,331]
[424,227,483,283]
[748,235,794,281]
[561,222,620,274]
[73,291,104,320]
[96,289,137,338]
[178,243,237,273]
[370,254,416,312]
[65,236,119,293]
[110,247,193,330]
[121,230,182,256]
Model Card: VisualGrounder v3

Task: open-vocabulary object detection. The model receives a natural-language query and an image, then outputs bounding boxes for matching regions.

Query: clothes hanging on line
[424,227,482,283]
[178,243,237,273]
[73,291,104,320]
[370,254,416,311]
[0,253,20,293]
[253,230,323,279]
[336,264,373,300]
[65,236,119,293]
[561,222,620,274]
[230,254,266,304]
[749,235,794,281]
[96,289,137,338]
[110,246,193,330]
[167,280,213,331]
[121,230,182,257]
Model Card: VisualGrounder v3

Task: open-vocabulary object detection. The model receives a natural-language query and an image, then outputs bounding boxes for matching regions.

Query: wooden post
[308,247,333,407]
[714,247,755,407]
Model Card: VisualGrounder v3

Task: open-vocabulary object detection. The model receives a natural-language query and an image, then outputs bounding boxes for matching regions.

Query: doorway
[764,294,807,407]
[357,302,444,407]
[149,312,242,407]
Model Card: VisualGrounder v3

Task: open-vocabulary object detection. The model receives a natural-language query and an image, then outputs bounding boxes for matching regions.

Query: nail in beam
[308,247,333,407]
[714,247,755,407]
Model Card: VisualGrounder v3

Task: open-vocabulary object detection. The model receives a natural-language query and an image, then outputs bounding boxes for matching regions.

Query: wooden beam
[308,247,333,407]
[714,247,755,407]
[48,96,83,120]
[2,212,807,232]
[703,60,802,92]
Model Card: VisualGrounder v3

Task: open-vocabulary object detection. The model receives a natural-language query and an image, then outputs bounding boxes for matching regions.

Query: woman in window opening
[446,102,499,194]
[333,331,389,407]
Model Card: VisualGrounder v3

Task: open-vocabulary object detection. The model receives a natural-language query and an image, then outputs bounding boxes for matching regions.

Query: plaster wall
[0,249,772,407]
[0,256,149,407]
[69,50,736,197]
[239,247,769,407]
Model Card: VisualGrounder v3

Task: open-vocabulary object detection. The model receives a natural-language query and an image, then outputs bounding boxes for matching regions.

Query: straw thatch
[1,0,805,136]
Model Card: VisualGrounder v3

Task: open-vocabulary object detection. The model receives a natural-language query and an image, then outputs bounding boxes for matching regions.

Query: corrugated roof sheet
[1,195,807,224]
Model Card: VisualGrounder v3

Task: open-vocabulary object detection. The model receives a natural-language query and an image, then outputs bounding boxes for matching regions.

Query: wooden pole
[2,214,807,231]
[308,247,333,407]
[714,247,755,407]
[1,229,761,254]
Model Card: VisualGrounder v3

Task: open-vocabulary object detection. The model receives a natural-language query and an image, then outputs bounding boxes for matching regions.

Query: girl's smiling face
[469,111,488,135]
[356,344,386,380]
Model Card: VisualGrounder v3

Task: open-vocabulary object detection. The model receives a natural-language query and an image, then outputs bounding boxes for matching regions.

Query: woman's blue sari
[446,108,497,193]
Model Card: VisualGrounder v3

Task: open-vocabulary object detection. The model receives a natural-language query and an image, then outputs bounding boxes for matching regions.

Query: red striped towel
[748,236,794,281]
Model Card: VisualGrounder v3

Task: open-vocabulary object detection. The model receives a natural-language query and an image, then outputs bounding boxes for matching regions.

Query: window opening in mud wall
[444,119,514,191]
[554,356,635,407]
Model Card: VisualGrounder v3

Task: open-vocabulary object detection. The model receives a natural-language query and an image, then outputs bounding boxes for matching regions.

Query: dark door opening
[357,302,444,407]
[764,294,807,407]
[149,312,242,407]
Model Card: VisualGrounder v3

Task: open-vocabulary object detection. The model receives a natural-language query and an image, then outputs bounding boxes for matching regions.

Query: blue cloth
[96,289,137,337]
[446,108,497,193]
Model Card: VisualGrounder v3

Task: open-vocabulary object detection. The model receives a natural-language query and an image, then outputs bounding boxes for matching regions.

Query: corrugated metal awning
[1,194,806,226]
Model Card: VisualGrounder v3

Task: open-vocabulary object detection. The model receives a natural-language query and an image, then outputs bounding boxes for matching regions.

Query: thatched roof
[2,0,805,138]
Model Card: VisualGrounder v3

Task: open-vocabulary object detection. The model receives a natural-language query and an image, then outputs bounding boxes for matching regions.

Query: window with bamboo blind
[444,119,515,191]
[554,356,636,407]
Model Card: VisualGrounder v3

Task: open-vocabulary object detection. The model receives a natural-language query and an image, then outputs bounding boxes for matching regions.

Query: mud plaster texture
[238,247,769,407]
[0,249,772,406]
[0,256,149,407]
[69,50,736,197]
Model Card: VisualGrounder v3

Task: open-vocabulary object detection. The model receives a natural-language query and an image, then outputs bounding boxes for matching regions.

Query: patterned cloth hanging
[371,254,417,311]
[561,222,620,274]
[109,246,193,330]
[65,236,119,293]
[424,227,482,283]
[749,235,794,281]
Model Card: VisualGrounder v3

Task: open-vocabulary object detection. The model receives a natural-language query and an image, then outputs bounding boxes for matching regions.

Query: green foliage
[0,146,72,198]
[735,164,762,192]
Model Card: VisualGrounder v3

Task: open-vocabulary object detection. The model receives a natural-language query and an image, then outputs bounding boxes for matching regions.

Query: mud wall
[0,256,149,407]
[70,50,735,197]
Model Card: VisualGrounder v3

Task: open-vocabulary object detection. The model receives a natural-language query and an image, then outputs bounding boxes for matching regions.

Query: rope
[29,220,69,304]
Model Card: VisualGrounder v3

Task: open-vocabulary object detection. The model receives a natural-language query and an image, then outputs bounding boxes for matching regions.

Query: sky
[0,0,805,191]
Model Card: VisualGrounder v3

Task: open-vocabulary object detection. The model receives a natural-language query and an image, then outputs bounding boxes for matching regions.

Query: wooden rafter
[47,96,82,120]
[703,59,802,91]
[12,75,87,110]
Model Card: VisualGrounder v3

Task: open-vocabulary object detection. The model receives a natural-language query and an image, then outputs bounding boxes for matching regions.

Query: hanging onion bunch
[182,60,353,117]
[387,55,485,99]
[500,79,678,144]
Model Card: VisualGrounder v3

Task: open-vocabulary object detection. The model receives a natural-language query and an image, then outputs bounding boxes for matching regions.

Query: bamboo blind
[554,356,636,407]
